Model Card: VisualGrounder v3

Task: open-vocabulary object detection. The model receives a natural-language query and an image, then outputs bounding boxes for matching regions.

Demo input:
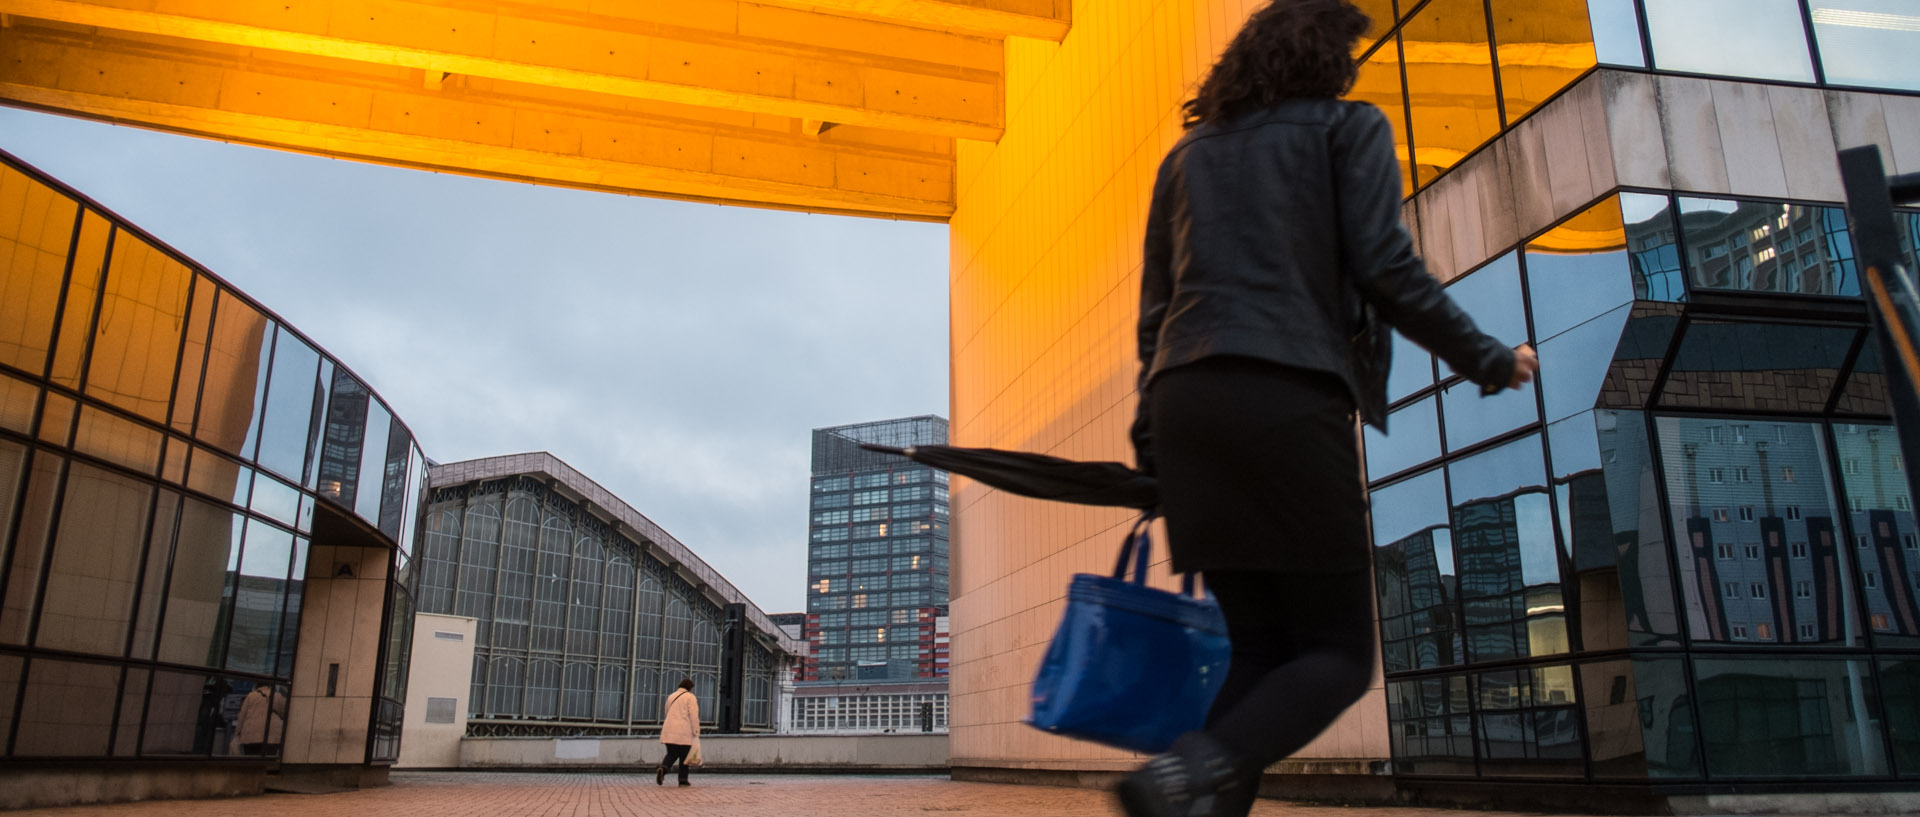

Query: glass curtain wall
[0,154,426,761]
[416,477,779,734]
[1352,0,1920,196]
[805,417,951,683]
[1365,181,1920,782]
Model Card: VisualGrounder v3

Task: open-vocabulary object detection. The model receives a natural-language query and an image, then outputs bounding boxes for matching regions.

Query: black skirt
[1149,355,1370,575]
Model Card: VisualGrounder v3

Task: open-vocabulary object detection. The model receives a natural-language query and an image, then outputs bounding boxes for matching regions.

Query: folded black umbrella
[859,443,1159,509]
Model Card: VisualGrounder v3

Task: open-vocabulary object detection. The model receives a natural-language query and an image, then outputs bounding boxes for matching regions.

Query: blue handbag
[1026,515,1232,753]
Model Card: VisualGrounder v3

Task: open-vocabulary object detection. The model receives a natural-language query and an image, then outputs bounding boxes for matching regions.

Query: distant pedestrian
[1120,1,1536,816]
[656,679,700,786]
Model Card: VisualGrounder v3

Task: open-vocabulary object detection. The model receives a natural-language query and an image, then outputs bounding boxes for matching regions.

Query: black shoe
[678,780,691,787]
[1115,733,1247,817]
[655,766,666,786]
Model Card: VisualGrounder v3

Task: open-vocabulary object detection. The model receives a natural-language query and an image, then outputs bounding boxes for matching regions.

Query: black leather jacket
[1134,99,1515,469]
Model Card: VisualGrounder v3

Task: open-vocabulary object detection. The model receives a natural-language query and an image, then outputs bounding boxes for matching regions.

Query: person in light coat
[229,684,286,756]
[656,678,700,786]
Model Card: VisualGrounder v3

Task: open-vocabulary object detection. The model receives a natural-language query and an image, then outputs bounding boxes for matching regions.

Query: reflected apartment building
[945,0,1920,805]
[0,150,425,804]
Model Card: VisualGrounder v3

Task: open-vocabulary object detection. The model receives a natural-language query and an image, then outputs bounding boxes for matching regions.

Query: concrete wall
[458,734,948,771]
[945,0,1388,774]
[396,613,476,769]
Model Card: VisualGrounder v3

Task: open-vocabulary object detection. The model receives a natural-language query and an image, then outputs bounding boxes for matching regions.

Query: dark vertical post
[720,602,746,733]
[1840,145,1920,504]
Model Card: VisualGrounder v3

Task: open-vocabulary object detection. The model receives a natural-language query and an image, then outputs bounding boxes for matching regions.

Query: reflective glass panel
[1388,329,1435,403]
[87,233,190,423]
[1489,0,1598,124]
[0,440,24,576]
[1352,0,1397,46]
[226,520,295,675]
[1550,412,1628,651]
[187,447,253,507]
[0,452,64,644]
[128,490,180,660]
[304,359,333,489]
[113,667,149,756]
[48,212,109,389]
[1835,340,1889,416]
[0,166,77,375]
[1658,322,1857,414]
[1474,664,1583,777]
[1403,0,1502,181]
[157,498,243,667]
[255,327,320,482]
[275,537,308,678]
[36,463,153,657]
[1680,198,1858,296]
[356,401,391,525]
[1448,434,1567,663]
[196,292,272,457]
[37,391,74,447]
[72,405,163,475]
[13,659,117,756]
[1656,417,1861,646]
[376,423,412,540]
[171,278,214,433]
[1694,657,1887,776]
[1386,674,1476,774]
[1810,0,1920,92]
[1831,421,1920,647]
[1442,377,1538,450]
[316,369,367,508]
[1527,196,1635,341]
[0,373,33,433]
[1538,303,1631,423]
[1366,396,1441,479]
[1623,193,1686,301]
[249,473,301,528]
[141,670,236,756]
[1631,657,1704,778]
[1587,0,1647,66]
[1371,469,1463,672]
[1880,657,1920,777]
[1582,659,1646,778]
[1350,33,1415,193]
[1645,0,1815,82]
[1440,253,1528,379]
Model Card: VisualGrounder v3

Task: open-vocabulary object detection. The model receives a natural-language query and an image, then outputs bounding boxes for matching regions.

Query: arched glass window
[418,509,461,614]
[692,616,721,673]
[693,671,718,726]
[569,535,603,655]
[596,663,627,721]
[562,661,594,719]
[603,557,635,660]
[457,503,501,642]
[488,655,524,717]
[468,652,489,718]
[636,572,664,661]
[664,595,693,667]
[494,497,540,651]
[526,658,560,718]
[631,666,661,725]
[533,515,571,653]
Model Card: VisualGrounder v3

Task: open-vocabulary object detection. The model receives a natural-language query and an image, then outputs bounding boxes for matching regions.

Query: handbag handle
[1111,514,1207,598]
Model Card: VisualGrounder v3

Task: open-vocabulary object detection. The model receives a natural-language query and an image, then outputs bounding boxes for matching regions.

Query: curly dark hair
[1182,0,1372,128]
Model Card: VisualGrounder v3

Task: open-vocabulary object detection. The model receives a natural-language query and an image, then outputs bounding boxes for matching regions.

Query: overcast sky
[0,106,949,615]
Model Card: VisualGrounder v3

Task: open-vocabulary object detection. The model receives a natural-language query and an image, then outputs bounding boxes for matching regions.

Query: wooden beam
[751,0,1069,41]
[0,23,955,220]
[0,0,1006,140]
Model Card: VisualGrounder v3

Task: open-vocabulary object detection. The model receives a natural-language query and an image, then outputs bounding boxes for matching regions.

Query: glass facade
[0,151,424,762]
[804,417,949,683]
[417,471,781,734]
[1353,0,1920,196]
[1366,172,1920,780]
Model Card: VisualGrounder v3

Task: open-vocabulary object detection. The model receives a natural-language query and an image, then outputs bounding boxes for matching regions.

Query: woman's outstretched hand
[1508,344,1539,390]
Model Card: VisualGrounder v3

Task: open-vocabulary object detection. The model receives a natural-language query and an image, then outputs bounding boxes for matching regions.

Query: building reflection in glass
[1448,434,1568,663]
[1832,422,1920,647]
[1657,417,1861,646]
[1678,198,1858,297]
[1371,470,1462,673]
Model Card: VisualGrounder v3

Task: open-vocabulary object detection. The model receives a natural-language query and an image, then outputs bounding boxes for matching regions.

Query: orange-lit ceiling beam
[0,0,1006,141]
[752,0,1068,41]
[0,23,955,220]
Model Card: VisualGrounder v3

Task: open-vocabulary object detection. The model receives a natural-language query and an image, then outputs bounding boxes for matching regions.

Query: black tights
[1200,569,1376,773]
[659,743,691,782]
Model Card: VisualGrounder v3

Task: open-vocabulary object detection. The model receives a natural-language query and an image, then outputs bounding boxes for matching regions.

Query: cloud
[1,107,949,613]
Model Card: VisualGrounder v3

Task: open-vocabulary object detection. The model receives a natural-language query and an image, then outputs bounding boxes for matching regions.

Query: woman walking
[1119,2,1536,816]
[656,679,700,787]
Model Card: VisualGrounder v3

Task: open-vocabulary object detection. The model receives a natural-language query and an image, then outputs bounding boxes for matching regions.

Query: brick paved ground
[13,772,1589,817]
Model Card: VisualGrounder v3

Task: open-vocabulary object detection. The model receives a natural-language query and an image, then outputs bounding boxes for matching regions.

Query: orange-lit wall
[946,0,1387,772]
